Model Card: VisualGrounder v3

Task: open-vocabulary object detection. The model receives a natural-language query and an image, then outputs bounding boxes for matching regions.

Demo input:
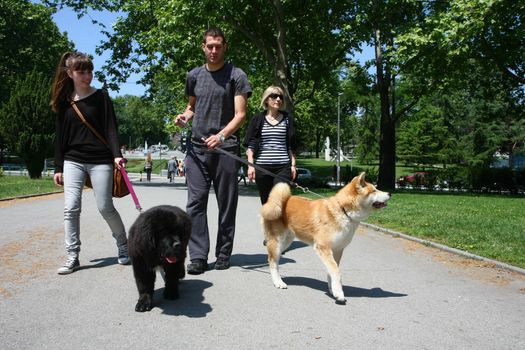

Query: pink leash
[119,160,142,212]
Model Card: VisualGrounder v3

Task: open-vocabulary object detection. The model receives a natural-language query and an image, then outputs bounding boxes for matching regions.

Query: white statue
[324,136,331,161]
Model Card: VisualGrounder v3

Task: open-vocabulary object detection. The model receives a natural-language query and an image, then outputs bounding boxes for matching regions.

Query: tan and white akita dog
[260,172,390,303]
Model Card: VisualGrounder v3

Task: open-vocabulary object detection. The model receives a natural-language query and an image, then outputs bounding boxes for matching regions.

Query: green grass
[0,176,61,199]
[367,192,525,268]
[125,159,169,173]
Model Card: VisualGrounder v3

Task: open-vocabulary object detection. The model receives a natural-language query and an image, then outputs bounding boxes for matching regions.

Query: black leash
[193,139,324,198]
[208,141,354,220]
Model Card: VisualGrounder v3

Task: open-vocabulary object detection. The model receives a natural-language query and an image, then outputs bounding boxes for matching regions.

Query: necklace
[265,113,282,126]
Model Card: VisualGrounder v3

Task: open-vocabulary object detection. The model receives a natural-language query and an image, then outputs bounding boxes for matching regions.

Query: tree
[397,0,524,89]
[395,0,525,170]
[339,62,378,163]
[397,103,451,167]
[112,95,170,148]
[343,0,430,189]
[0,70,55,178]
[446,67,524,168]
[0,0,72,167]
[0,0,72,104]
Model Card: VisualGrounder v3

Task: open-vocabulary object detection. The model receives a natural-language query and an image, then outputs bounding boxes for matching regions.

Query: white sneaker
[117,243,130,265]
[57,257,80,275]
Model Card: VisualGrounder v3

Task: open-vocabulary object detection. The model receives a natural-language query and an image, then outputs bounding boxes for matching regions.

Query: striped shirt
[252,117,290,165]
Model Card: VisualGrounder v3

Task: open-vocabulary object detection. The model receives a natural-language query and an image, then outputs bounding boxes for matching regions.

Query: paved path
[1,177,524,349]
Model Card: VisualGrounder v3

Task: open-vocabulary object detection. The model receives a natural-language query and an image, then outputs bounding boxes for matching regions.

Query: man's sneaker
[214,258,230,270]
[187,259,208,275]
[57,257,80,275]
[117,243,130,265]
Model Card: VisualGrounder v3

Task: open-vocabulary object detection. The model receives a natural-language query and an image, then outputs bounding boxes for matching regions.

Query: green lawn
[366,192,525,269]
[0,176,61,199]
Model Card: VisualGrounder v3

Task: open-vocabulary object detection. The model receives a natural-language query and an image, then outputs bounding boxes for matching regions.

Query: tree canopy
[40,0,525,189]
[0,0,72,103]
[0,70,56,178]
[0,0,72,174]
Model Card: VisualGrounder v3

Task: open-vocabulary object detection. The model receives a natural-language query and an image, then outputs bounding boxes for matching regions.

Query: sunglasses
[268,93,283,100]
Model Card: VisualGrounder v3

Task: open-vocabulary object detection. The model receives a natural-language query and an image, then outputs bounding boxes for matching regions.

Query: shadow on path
[155,279,213,317]
[77,257,118,271]
[284,276,408,299]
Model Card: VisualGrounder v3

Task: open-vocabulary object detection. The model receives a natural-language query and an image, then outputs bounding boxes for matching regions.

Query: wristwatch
[218,133,225,143]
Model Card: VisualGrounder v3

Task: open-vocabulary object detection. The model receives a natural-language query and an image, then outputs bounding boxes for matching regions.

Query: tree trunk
[272,0,294,116]
[24,153,45,179]
[374,29,396,190]
[378,116,396,189]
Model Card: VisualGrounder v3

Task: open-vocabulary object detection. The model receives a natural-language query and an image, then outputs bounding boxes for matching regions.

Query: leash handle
[118,160,142,212]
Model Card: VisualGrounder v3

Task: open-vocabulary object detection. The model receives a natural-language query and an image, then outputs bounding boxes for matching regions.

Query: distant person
[175,27,252,274]
[243,85,297,204]
[50,52,129,275]
[167,156,178,182]
[178,159,185,177]
[238,166,247,186]
[144,153,153,181]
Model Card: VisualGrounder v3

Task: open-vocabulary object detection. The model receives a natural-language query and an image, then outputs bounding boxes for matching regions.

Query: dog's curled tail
[261,182,292,221]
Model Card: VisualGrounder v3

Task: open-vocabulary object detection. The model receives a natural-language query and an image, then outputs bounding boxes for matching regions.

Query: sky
[51,7,146,97]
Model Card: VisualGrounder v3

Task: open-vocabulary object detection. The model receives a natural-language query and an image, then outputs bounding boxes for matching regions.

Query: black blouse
[54,89,122,173]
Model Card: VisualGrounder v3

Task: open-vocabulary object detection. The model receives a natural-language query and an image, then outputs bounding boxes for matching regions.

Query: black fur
[128,205,191,312]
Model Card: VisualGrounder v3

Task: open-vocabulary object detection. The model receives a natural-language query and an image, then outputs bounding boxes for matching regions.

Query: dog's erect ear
[357,172,366,188]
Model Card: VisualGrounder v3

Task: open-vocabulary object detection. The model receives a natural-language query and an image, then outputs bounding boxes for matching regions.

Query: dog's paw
[273,280,288,289]
[135,294,153,312]
[335,296,347,305]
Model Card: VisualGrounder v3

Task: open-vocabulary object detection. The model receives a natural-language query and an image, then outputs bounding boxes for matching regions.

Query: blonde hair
[260,86,286,110]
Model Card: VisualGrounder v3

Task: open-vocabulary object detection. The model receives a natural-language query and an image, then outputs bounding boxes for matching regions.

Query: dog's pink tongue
[165,256,177,264]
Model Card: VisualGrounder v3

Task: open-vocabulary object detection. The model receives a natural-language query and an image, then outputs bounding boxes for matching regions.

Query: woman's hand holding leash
[114,157,127,170]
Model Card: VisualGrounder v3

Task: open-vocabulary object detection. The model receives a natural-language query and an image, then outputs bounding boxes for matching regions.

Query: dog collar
[341,206,353,222]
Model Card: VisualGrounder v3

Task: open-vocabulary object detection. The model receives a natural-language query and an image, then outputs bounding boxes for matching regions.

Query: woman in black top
[50,52,129,275]
[243,86,297,204]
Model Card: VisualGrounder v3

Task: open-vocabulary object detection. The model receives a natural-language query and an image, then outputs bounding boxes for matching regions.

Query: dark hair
[50,52,94,113]
[202,28,226,44]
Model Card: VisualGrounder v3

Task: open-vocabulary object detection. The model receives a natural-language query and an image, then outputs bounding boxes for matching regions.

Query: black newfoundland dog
[128,205,191,312]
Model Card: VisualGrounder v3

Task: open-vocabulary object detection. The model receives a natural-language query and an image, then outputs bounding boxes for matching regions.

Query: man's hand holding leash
[203,134,224,150]
[175,113,192,128]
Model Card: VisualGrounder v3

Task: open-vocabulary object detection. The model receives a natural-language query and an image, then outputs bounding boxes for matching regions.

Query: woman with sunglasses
[243,86,298,204]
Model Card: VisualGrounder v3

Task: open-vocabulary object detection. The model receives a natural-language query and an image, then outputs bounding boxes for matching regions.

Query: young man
[175,28,252,274]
